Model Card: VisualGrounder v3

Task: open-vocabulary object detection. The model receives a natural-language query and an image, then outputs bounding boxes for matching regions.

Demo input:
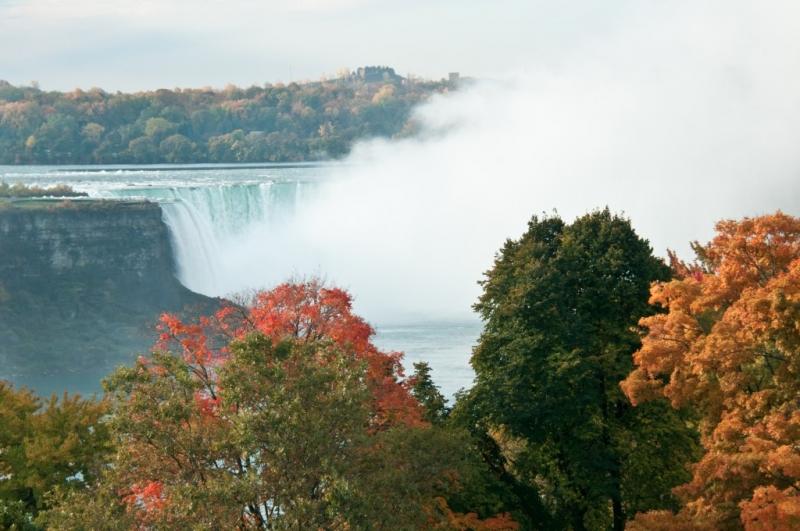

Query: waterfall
[159,200,223,295]
[105,180,310,297]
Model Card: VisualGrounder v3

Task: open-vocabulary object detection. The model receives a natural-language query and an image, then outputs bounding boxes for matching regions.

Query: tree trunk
[612,490,625,531]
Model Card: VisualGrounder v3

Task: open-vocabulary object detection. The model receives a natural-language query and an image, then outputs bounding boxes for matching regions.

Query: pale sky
[0,0,638,91]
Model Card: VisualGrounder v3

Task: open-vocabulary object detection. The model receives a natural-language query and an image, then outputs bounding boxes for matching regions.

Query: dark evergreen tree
[410,361,449,425]
[462,209,698,530]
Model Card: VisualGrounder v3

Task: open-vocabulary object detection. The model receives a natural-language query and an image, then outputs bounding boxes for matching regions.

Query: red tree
[158,279,424,428]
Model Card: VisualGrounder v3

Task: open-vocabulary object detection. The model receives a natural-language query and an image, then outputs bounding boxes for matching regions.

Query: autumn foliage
[158,279,424,429]
[40,279,516,529]
[623,212,800,530]
[10,212,800,529]
[430,497,520,530]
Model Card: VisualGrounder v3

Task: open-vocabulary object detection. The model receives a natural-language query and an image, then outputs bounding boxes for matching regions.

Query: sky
[0,0,637,90]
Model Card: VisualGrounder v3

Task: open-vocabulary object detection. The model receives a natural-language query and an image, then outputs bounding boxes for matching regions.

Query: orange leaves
[739,486,800,531]
[623,289,706,408]
[626,509,709,531]
[622,212,800,529]
[765,445,800,479]
[429,497,520,530]
[708,213,800,290]
[625,213,800,411]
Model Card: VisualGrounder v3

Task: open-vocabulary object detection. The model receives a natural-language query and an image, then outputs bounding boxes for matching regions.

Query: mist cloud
[213,1,800,323]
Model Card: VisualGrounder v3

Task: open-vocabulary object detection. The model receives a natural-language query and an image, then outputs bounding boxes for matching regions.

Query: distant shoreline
[0,162,337,172]
[0,73,448,165]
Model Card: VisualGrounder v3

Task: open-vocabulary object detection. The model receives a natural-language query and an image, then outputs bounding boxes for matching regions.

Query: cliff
[0,199,217,395]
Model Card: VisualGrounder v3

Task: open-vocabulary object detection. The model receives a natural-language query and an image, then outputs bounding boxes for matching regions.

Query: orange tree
[623,212,800,530]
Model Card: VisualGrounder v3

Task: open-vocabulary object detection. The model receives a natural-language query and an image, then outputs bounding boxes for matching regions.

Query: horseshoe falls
[3,164,478,397]
[107,180,310,296]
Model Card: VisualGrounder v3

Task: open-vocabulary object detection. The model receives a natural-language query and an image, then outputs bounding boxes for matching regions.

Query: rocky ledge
[0,199,217,395]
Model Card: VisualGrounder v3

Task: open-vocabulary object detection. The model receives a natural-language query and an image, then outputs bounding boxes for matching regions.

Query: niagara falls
[2,0,800,528]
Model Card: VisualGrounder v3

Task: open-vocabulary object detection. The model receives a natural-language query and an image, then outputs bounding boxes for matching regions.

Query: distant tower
[448,72,460,86]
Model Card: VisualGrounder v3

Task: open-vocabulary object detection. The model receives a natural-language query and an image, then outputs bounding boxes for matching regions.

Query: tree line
[0,73,449,165]
[0,182,86,198]
[1,210,798,529]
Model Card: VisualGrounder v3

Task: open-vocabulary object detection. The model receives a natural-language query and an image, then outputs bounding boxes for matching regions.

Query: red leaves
[157,312,215,366]
[247,283,373,350]
[155,279,423,429]
[245,281,424,428]
[124,481,165,513]
[194,391,220,417]
[362,347,425,429]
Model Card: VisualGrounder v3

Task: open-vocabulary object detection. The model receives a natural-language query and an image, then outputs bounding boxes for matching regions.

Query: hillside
[0,67,453,165]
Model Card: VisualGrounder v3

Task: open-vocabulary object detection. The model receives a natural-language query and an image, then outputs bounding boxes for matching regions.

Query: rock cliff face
[0,199,217,395]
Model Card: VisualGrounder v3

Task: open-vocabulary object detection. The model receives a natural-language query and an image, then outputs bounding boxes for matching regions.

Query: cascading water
[105,180,310,296]
[159,200,224,295]
[2,166,320,297]
[2,164,479,397]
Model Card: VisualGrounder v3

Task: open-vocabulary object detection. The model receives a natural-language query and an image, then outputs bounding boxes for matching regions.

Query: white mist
[216,2,800,322]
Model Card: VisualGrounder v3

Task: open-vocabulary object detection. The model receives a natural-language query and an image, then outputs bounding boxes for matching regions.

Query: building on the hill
[353,66,404,84]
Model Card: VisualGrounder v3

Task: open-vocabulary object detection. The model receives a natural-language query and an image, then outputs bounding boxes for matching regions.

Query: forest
[1,209,798,530]
[0,70,450,165]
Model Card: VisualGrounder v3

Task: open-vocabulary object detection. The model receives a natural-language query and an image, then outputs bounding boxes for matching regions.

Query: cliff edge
[0,199,217,395]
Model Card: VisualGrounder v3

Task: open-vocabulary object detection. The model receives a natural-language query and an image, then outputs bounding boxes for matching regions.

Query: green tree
[143,117,176,139]
[159,133,198,163]
[126,136,158,163]
[411,361,449,425]
[0,382,111,529]
[44,333,474,529]
[28,114,80,163]
[463,209,698,530]
[80,122,104,144]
